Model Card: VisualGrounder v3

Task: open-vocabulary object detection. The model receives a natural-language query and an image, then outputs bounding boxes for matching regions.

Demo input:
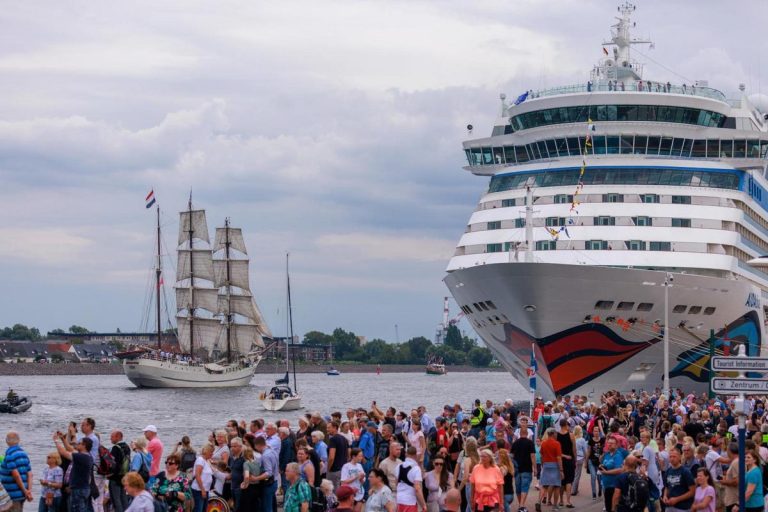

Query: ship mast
[187,195,195,358]
[287,253,297,392]
[225,217,232,363]
[156,205,162,350]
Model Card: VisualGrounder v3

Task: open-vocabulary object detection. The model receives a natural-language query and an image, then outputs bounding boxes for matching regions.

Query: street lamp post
[662,272,673,398]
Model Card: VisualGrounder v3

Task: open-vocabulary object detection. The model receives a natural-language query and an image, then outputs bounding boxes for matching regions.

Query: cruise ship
[444,3,768,399]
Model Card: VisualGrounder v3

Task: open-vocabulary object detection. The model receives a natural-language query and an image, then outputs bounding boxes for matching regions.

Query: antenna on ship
[593,2,652,85]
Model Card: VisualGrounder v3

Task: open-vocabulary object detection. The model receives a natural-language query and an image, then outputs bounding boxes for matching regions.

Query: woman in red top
[469,449,504,512]
[536,429,563,512]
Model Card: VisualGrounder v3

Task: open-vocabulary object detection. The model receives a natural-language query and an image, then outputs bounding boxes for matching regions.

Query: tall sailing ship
[123,199,272,388]
[445,3,768,398]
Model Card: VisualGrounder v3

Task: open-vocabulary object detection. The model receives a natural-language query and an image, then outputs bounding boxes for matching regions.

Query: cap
[335,485,356,500]
[366,421,377,428]
[545,400,553,406]
[143,425,158,433]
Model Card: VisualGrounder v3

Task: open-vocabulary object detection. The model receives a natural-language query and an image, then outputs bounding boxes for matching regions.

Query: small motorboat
[260,384,302,411]
[0,395,32,414]
[326,366,341,376]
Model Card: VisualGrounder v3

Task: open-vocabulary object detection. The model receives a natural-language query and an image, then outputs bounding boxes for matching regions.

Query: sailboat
[261,253,302,411]
[122,197,272,388]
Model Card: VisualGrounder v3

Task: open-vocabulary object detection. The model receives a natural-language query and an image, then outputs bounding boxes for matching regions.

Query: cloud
[315,233,455,264]
[0,228,92,267]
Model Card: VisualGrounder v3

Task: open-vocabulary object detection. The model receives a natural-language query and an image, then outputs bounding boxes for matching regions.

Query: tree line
[303,324,494,367]
[1,323,496,367]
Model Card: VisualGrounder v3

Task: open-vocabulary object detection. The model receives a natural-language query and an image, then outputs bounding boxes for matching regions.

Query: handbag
[90,472,100,500]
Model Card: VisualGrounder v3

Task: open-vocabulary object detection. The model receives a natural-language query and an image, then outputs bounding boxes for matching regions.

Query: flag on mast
[602,47,609,56]
[145,189,156,209]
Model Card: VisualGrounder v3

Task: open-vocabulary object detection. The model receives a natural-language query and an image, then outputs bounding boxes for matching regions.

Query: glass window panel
[660,137,673,155]
[617,105,631,121]
[681,139,693,157]
[465,149,472,165]
[515,146,529,163]
[671,138,684,156]
[690,172,702,186]
[761,141,768,158]
[592,136,607,154]
[607,136,620,154]
[493,147,504,164]
[646,105,657,121]
[647,136,661,154]
[504,146,517,164]
[720,140,733,157]
[706,140,720,158]
[555,138,568,157]
[546,139,558,156]
[537,140,549,159]
[637,105,649,121]
[691,139,707,157]
[567,137,580,156]
[734,139,746,158]
[748,140,760,158]
[482,147,494,164]
[620,135,634,154]
[634,136,648,154]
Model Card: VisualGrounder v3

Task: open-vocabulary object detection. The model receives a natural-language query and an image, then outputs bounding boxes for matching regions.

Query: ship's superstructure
[445,3,768,398]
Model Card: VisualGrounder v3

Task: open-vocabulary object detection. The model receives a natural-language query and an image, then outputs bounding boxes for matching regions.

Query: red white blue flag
[527,344,537,392]
[145,189,156,209]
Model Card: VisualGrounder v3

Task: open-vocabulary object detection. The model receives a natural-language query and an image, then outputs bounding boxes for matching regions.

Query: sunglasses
[165,461,177,465]
[433,462,444,466]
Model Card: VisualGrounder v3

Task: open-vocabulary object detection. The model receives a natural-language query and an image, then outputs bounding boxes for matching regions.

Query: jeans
[572,460,584,495]
[587,461,602,497]
[39,496,61,512]
[362,460,373,497]
[231,487,242,512]
[191,489,206,512]
[70,488,93,512]
[260,480,277,512]
[92,475,105,512]
[464,484,473,512]
[108,480,128,512]
[514,472,532,496]
[503,494,514,512]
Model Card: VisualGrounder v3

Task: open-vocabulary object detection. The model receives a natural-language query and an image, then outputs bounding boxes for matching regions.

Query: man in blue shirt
[662,447,695,512]
[599,437,625,512]
[0,431,33,512]
[359,422,377,494]
[253,436,279,512]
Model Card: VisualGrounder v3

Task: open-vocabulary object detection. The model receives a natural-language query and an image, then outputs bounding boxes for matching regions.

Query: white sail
[214,227,247,255]
[218,294,258,319]
[178,209,210,245]
[177,249,214,283]
[176,316,222,354]
[213,259,250,290]
[231,323,262,354]
[176,288,219,315]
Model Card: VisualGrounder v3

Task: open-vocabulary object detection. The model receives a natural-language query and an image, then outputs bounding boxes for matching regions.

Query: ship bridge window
[647,136,660,154]
[485,300,497,310]
[634,136,648,154]
[554,194,574,204]
[487,221,502,230]
[603,194,624,203]
[703,307,716,315]
[672,218,691,228]
[595,300,614,310]
[617,301,635,311]
[649,242,672,251]
[706,139,720,158]
[535,240,556,251]
[688,306,702,314]
[486,243,503,253]
[633,216,652,226]
[673,305,688,313]
[672,195,692,204]
[586,240,609,250]
[502,199,515,207]
[641,194,660,203]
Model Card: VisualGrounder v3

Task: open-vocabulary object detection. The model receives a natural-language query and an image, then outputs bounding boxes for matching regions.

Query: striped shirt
[0,445,31,501]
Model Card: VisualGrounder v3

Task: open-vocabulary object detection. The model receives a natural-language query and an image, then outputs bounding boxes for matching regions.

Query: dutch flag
[145,190,156,209]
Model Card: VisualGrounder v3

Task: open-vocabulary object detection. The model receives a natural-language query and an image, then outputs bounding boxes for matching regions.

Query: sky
[1,0,767,342]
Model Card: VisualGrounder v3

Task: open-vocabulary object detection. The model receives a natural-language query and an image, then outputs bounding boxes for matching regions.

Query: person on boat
[4,390,17,404]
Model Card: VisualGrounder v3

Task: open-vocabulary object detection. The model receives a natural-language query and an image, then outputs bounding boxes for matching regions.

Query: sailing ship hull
[261,395,302,411]
[123,358,260,388]
[426,365,446,375]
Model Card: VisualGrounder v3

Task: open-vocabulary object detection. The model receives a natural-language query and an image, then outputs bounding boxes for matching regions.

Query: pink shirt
[694,485,715,512]
[147,437,164,476]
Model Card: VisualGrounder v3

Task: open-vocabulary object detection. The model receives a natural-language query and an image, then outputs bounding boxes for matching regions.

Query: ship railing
[138,351,202,366]
[527,82,726,102]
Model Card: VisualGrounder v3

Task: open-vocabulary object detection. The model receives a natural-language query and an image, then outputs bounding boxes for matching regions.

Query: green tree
[467,347,493,367]
[68,325,90,334]
[331,328,359,360]
[49,328,66,336]
[303,330,334,346]
[1,324,42,341]
[405,336,432,361]
[463,335,478,352]
[444,324,463,351]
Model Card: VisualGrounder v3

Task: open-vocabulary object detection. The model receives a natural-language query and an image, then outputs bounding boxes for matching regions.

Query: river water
[0,372,526,495]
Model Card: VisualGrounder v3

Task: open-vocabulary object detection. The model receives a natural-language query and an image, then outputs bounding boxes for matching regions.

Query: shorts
[713,481,725,511]
[398,505,418,512]
[515,472,532,495]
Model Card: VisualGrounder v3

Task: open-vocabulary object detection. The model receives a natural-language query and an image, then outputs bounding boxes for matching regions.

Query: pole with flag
[146,189,162,350]
[527,342,537,418]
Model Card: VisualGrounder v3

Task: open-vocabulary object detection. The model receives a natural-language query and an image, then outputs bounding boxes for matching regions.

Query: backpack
[180,451,197,473]
[310,486,325,512]
[97,445,117,476]
[115,442,131,477]
[540,415,553,433]
[397,462,415,487]
[137,454,150,483]
[622,473,649,512]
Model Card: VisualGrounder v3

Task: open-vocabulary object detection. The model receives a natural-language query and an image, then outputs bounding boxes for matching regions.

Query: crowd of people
[1,388,767,512]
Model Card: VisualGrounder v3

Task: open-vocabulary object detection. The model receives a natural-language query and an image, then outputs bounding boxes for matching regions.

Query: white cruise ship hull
[123,358,260,388]
[445,263,764,399]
